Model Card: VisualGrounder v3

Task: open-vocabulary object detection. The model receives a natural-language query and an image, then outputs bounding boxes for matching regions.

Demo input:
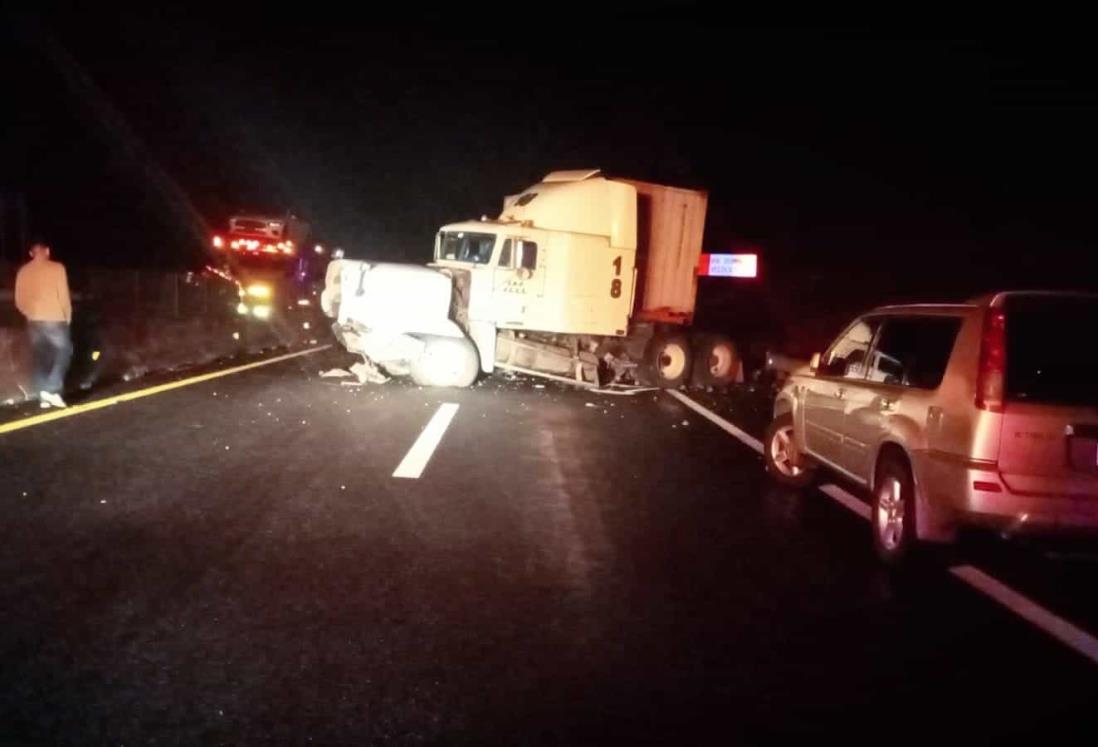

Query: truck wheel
[872,455,918,565]
[764,413,815,487]
[645,332,692,388]
[692,334,739,387]
[410,336,479,388]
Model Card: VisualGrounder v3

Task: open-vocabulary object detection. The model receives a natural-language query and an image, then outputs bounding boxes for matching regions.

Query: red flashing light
[212,235,224,249]
[975,308,1006,412]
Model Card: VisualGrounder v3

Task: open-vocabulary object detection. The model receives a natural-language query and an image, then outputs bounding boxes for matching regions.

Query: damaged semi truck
[321,169,740,388]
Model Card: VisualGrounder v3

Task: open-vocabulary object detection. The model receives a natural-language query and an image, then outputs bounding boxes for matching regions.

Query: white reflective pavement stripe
[393,403,459,479]
[950,565,1098,666]
[666,390,872,519]
[819,484,872,521]
[665,389,764,453]
[667,388,1098,667]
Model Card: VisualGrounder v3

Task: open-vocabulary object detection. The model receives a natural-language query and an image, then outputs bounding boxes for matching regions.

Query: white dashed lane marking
[393,403,459,479]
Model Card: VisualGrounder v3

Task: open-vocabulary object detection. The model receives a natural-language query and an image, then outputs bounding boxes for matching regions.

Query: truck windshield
[231,218,283,237]
[437,232,496,264]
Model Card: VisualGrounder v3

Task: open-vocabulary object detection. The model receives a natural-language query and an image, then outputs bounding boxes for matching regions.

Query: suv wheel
[764,413,815,487]
[873,455,918,564]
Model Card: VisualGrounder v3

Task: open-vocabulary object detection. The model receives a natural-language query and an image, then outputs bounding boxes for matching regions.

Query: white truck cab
[323,170,740,388]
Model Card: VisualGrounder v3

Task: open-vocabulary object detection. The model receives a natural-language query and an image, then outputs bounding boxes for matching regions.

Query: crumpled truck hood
[333,260,465,339]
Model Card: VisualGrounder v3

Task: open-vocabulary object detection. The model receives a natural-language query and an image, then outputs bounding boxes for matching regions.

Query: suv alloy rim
[769,424,802,477]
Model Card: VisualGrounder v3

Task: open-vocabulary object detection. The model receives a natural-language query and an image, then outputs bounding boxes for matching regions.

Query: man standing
[14,242,73,408]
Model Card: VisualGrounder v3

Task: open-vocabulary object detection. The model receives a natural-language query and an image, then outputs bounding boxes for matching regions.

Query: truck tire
[692,334,739,387]
[644,332,693,388]
[764,413,815,487]
[410,336,480,388]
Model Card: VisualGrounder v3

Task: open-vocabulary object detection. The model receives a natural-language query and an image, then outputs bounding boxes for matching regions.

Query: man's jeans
[28,321,73,395]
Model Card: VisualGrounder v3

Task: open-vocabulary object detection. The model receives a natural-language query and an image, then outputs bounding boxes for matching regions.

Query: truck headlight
[246,283,272,299]
[252,304,272,320]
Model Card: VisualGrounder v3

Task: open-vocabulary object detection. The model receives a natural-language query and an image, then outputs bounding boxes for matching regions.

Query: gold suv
[765,292,1098,562]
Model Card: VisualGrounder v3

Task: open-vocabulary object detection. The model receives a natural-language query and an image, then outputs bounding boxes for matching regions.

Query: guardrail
[0,263,324,405]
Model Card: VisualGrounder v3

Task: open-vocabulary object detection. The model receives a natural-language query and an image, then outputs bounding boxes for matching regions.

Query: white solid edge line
[665,391,873,519]
[819,484,872,521]
[666,389,764,453]
[666,389,1098,667]
[950,565,1098,666]
[393,402,460,479]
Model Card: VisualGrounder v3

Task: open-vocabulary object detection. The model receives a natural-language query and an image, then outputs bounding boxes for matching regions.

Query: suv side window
[820,317,881,379]
[867,316,962,389]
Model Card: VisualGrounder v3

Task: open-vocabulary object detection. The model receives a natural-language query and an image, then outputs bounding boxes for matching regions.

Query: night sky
[3,8,1096,321]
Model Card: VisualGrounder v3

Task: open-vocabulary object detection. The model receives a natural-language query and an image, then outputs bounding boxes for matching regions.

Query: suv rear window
[1006,295,1098,406]
[869,316,961,389]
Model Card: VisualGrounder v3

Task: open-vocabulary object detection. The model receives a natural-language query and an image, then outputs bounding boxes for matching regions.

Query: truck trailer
[321,169,740,388]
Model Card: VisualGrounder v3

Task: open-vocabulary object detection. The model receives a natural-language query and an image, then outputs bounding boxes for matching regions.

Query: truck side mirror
[810,352,821,373]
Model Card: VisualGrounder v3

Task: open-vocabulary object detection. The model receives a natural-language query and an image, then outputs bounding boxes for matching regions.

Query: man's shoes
[40,391,67,409]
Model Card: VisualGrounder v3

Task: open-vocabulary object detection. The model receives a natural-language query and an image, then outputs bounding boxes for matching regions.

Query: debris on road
[349,360,390,385]
[320,368,354,378]
[591,385,659,396]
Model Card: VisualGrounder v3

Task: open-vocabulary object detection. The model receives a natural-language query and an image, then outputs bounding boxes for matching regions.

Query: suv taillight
[975,308,1006,412]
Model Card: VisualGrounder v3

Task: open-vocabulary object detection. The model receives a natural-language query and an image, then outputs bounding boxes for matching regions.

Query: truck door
[491,238,523,324]
[491,237,544,326]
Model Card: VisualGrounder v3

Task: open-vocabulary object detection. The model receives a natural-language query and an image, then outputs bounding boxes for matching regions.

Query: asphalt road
[1,347,1096,745]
